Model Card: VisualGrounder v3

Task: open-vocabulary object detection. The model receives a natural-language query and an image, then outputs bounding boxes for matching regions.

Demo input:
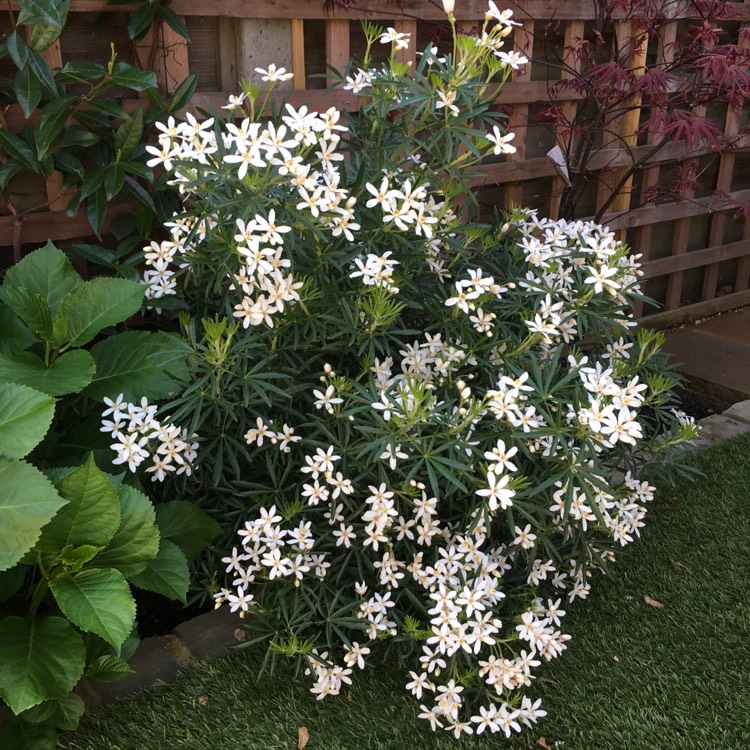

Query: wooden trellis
[2,0,750,326]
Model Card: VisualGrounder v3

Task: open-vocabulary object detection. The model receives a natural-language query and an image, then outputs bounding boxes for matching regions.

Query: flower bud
[442,0,455,14]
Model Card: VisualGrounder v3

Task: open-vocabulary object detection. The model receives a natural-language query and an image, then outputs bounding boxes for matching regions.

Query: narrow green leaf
[35,96,76,159]
[40,454,121,552]
[27,49,57,94]
[59,277,145,347]
[0,382,55,460]
[124,174,155,211]
[50,568,136,652]
[129,539,189,603]
[0,350,95,397]
[2,241,84,317]
[159,5,191,42]
[15,66,43,118]
[169,74,198,112]
[0,128,40,170]
[126,2,158,41]
[93,485,160,577]
[103,162,125,201]
[0,616,86,715]
[85,187,106,238]
[7,32,29,69]
[111,61,157,91]
[114,108,144,161]
[154,501,222,562]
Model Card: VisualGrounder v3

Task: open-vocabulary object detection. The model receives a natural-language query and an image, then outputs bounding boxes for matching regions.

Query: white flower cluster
[101,394,198,481]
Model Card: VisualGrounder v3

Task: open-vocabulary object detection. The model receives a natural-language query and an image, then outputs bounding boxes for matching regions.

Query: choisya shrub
[131,4,698,739]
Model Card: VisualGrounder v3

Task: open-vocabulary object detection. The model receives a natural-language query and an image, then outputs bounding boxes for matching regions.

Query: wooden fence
[2,0,750,326]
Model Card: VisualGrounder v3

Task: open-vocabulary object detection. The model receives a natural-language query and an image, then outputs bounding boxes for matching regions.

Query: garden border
[74,397,750,708]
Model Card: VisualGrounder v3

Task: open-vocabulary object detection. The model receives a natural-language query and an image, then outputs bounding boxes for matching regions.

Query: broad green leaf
[85,654,134,682]
[59,278,145,348]
[59,543,104,569]
[0,564,27,603]
[129,539,189,603]
[15,66,43,118]
[115,109,144,161]
[0,303,36,353]
[85,331,189,402]
[0,459,65,571]
[35,96,76,159]
[2,241,83,317]
[159,5,191,42]
[93,485,159,577]
[49,568,136,652]
[154,501,222,562]
[0,286,53,342]
[40,454,120,552]
[0,349,95,397]
[7,31,29,69]
[16,0,64,28]
[111,61,157,91]
[0,721,58,749]
[20,692,84,731]
[0,616,85,715]
[57,125,99,149]
[53,152,84,182]
[0,128,39,170]
[0,382,55,459]
[0,160,22,190]
[126,2,157,41]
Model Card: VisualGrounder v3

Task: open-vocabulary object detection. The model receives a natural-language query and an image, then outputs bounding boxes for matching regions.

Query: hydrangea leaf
[154,501,222,562]
[0,616,86,715]
[0,382,55,459]
[129,539,189,604]
[49,568,136,652]
[0,350,96,397]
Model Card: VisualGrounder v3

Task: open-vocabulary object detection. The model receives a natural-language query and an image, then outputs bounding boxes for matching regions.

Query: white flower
[380,26,410,49]
[486,125,516,155]
[255,63,293,82]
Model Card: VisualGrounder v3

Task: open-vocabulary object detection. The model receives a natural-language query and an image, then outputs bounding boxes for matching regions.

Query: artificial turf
[59,435,750,750]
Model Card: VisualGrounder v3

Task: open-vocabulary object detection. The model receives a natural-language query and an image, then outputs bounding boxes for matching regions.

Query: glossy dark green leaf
[111,62,157,91]
[16,0,64,28]
[27,49,57,94]
[126,2,158,41]
[159,5,191,42]
[35,96,76,159]
[85,187,106,238]
[103,162,125,200]
[7,32,29,70]
[15,67,42,118]
[169,74,197,112]
[0,160,21,190]
[0,129,39,170]
[114,108,144,161]
[28,0,69,51]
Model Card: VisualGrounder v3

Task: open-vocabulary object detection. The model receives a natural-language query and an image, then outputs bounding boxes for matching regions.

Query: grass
[60,436,750,750]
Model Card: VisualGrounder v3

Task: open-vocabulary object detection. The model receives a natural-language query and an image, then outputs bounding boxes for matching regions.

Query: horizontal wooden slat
[0,203,136,247]
[14,1,750,21]
[597,189,750,230]
[640,289,750,330]
[640,239,750,279]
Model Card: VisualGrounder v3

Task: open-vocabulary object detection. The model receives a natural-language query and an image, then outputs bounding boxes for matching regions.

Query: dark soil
[674,387,721,421]
[133,588,212,637]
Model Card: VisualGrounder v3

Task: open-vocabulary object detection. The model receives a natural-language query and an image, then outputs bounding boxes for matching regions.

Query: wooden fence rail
[1,0,749,326]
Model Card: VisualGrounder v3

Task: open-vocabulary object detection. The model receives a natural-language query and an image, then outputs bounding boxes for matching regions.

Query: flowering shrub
[140,4,697,739]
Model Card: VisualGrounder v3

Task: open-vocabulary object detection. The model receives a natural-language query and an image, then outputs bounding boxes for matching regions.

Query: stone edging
[76,398,750,707]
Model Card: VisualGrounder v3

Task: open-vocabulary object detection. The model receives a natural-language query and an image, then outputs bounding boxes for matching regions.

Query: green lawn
[60,436,750,750]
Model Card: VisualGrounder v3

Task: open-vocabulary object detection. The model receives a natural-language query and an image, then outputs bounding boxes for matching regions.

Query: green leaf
[0,459,65,571]
[2,241,83,317]
[169,74,198,112]
[0,303,36,353]
[115,108,144,161]
[0,160,22,190]
[7,32,29,70]
[0,616,86,715]
[57,125,99,149]
[0,721,58,750]
[159,5,191,42]
[35,96,76,159]
[93,485,159,577]
[16,0,64,28]
[59,543,104,569]
[49,568,136,652]
[0,128,40,170]
[53,151,84,182]
[20,691,84,731]
[85,331,189,402]
[129,539,188,603]
[126,2,158,41]
[103,162,125,201]
[0,564,27,603]
[0,350,95,397]
[39,454,120,552]
[15,66,43,118]
[111,62,157,91]
[0,382,55,460]
[59,277,145,348]
[27,49,57,94]
[154,501,222,562]
[85,654,134,682]
[28,1,69,51]
[86,186,106,238]
[124,174,155,211]
[0,286,53,342]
